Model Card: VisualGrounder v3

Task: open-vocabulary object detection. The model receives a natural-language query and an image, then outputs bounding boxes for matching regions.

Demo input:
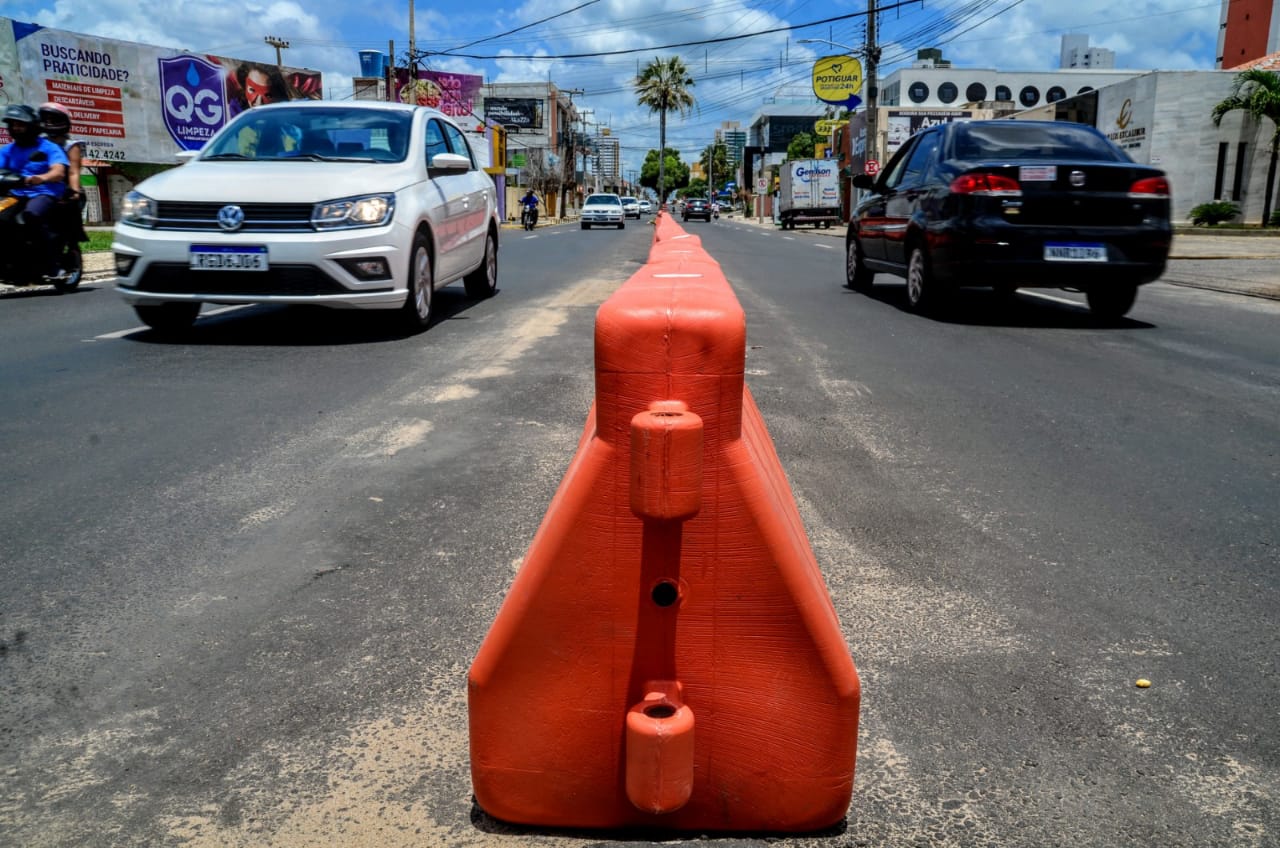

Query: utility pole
[864,0,881,171]
[407,0,417,72]
[264,36,289,69]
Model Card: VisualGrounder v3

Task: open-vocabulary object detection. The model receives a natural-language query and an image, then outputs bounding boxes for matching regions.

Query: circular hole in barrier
[651,580,679,607]
[644,704,677,719]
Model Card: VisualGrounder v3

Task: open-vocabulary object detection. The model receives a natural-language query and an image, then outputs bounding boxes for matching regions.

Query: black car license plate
[1044,243,1107,262]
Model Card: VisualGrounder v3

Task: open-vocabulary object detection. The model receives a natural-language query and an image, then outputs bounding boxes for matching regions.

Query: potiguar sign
[811,55,862,110]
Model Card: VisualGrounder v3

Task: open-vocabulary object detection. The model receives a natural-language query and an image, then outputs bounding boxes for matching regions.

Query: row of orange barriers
[468,213,861,832]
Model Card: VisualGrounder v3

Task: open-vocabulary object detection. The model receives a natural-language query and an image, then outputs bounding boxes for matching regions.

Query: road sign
[864,159,880,176]
[755,177,768,192]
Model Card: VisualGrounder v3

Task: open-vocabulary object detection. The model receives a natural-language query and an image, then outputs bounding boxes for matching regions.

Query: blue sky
[5,0,1223,175]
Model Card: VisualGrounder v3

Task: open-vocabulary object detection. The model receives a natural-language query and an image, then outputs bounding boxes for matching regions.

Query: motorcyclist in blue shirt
[1,104,69,279]
[520,188,540,228]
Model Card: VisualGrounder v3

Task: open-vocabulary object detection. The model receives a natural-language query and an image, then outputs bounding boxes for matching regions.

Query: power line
[430,1,924,60]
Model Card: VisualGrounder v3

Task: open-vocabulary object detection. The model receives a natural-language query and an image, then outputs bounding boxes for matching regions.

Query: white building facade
[1018,70,1277,224]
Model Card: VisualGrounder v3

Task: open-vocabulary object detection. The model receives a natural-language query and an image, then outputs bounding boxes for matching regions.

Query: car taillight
[950,173,1022,195]
[1129,176,1170,197]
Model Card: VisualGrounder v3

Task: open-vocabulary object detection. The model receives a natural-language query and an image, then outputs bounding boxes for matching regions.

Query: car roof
[247,99,452,121]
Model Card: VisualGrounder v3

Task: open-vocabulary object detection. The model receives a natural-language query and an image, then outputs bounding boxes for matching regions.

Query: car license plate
[189,245,268,271]
[1044,243,1107,262]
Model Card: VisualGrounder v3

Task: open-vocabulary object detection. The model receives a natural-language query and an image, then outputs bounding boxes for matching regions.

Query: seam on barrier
[654,274,703,278]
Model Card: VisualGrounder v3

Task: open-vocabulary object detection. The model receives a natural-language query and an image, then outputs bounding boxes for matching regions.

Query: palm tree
[634,56,695,208]
[1212,68,1280,226]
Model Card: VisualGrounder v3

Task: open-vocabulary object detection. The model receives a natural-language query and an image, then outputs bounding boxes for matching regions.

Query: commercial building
[481,81,581,219]
[1019,70,1278,224]
[1217,0,1280,68]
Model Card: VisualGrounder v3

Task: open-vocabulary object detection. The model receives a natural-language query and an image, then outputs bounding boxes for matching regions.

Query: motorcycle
[521,205,538,231]
[0,169,83,294]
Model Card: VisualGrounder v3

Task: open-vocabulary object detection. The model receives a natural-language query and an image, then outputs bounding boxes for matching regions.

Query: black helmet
[2,104,38,125]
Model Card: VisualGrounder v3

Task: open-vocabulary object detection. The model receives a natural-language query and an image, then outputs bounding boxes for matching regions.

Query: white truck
[777,159,841,230]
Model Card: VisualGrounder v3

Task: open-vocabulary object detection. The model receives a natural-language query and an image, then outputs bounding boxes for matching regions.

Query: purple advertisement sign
[158,55,226,151]
[395,69,482,119]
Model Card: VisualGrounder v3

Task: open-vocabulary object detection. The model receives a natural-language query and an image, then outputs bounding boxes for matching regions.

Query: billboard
[483,97,543,131]
[0,17,321,163]
[885,110,972,155]
[394,69,482,119]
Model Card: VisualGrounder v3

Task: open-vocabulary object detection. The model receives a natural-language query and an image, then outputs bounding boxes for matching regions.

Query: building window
[1214,142,1228,199]
[1233,142,1248,201]
[1019,86,1040,107]
[908,81,930,103]
[966,82,987,103]
[1047,86,1067,103]
[938,81,958,103]
[995,85,1012,101]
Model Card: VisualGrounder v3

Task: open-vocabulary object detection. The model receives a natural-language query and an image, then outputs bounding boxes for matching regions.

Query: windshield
[202,107,412,162]
[951,122,1126,163]
[585,195,620,205]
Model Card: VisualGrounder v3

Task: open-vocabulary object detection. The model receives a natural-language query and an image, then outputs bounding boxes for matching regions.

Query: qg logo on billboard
[159,56,226,151]
[795,164,834,184]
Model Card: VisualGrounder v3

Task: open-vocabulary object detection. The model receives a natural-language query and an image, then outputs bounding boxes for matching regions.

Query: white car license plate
[1044,243,1107,262]
[189,245,269,271]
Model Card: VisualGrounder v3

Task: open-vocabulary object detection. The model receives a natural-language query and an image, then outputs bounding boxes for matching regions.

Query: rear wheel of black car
[905,245,942,313]
[135,302,200,334]
[1086,284,1137,320]
[846,237,874,292]
[463,230,497,299]
[400,232,433,332]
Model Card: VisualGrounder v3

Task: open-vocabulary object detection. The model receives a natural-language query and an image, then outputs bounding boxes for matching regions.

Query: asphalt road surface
[1,219,1277,847]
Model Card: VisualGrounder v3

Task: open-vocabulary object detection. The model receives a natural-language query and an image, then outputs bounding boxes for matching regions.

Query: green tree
[787,131,817,161]
[640,147,689,197]
[1212,68,1280,226]
[698,141,729,195]
[634,56,696,206]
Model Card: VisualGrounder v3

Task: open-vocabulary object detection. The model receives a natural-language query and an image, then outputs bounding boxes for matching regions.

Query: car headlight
[120,191,157,228]
[312,194,395,230]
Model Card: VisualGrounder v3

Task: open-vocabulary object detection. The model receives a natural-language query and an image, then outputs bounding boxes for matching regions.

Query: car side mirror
[429,152,471,175]
[851,173,876,191]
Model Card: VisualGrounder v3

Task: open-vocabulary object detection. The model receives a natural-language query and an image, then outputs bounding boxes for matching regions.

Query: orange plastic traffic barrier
[468,212,860,832]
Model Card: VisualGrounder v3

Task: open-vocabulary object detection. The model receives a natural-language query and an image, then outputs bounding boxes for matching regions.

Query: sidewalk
[724,213,1280,301]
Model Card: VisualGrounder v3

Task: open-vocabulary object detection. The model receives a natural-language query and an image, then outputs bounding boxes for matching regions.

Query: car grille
[153,202,318,232]
[131,263,377,296]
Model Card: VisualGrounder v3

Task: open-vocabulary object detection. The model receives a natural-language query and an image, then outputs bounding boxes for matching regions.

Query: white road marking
[1020,290,1088,309]
[813,243,835,249]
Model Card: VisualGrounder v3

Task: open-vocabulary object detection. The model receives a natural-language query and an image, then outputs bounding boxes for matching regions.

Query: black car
[683,197,713,222]
[845,119,1171,318]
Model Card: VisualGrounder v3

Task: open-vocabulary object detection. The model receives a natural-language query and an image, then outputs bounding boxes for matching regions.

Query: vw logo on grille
[1069,170,1086,187]
[217,204,245,231]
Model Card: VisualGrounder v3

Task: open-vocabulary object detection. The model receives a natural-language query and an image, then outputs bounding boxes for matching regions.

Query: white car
[113,101,499,334]
[620,196,641,219]
[639,199,652,214]
[580,193,624,229]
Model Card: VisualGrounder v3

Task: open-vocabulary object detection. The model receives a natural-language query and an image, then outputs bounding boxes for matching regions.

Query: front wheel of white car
[135,302,200,335]
[463,230,497,299]
[399,232,433,332]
